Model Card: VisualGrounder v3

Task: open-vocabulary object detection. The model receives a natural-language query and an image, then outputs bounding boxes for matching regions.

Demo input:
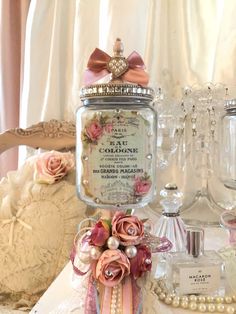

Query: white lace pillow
[0,156,86,308]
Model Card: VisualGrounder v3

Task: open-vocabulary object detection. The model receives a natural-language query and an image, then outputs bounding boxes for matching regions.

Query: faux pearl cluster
[89,234,151,279]
[107,236,120,250]
[107,58,128,77]
[154,278,236,313]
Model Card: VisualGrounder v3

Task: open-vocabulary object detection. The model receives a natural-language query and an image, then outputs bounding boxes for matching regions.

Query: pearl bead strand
[110,284,122,314]
[153,278,236,313]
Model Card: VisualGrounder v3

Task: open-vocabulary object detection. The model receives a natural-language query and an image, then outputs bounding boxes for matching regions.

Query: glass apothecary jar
[219,99,236,189]
[76,84,157,210]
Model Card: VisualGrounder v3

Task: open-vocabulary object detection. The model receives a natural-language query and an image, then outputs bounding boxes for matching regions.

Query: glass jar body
[219,109,236,189]
[76,98,157,210]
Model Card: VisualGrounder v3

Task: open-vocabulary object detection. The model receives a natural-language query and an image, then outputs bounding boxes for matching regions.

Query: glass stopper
[160,183,183,214]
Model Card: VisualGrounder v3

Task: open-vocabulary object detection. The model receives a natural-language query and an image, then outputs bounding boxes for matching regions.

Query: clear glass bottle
[76,40,157,210]
[155,183,186,252]
[166,227,225,296]
[219,99,236,189]
[154,184,186,278]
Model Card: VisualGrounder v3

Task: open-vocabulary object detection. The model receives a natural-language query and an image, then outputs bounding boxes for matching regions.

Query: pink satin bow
[83,48,149,86]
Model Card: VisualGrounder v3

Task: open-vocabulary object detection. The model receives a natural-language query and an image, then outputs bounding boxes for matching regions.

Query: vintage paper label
[179,265,221,295]
[80,110,153,205]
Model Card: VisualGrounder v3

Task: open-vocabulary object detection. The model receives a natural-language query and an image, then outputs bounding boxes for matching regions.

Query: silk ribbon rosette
[83,48,149,87]
[70,211,172,314]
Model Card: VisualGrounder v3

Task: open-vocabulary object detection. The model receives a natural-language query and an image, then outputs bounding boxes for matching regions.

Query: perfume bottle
[166,227,225,296]
[155,183,186,252]
[76,39,157,210]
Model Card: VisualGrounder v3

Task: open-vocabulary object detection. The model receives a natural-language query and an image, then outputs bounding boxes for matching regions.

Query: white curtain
[19,0,236,158]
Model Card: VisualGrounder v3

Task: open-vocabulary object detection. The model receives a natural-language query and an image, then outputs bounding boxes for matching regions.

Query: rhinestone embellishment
[127,227,136,235]
[80,83,154,100]
[107,57,129,78]
[145,258,152,265]
[105,269,113,277]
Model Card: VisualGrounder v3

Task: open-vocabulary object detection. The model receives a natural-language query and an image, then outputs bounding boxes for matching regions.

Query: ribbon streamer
[84,274,98,314]
[70,228,92,276]
[122,276,133,314]
[99,276,137,314]
[83,48,149,87]
[143,233,173,253]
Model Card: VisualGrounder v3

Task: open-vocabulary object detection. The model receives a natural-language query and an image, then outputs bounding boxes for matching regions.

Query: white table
[31,227,232,314]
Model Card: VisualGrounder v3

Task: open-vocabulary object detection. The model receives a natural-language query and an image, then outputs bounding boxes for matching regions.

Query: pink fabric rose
[96,249,130,287]
[89,220,110,246]
[134,177,151,196]
[112,212,144,246]
[85,120,103,141]
[130,245,152,279]
[34,151,74,184]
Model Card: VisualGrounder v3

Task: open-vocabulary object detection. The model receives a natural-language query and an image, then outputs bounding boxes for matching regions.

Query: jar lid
[225,98,236,110]
[80,38,154,102]
[80,83,154,101]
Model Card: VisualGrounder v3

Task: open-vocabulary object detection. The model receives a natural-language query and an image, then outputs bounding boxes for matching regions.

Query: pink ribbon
[122,276,133,314]
[83,48,149,86]
[100,276,139,314]
[84,275,97,314]
[101,285,112,314]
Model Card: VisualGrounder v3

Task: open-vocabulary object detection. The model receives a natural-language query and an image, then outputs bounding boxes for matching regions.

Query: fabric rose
[134,176,151,196]
[130,245,152,279]
[104,123,113,133]
[112,212,144,246]
[96,249,130,287]
[89,220,110,246]
[85,120,103,141]
[34,151,74,184]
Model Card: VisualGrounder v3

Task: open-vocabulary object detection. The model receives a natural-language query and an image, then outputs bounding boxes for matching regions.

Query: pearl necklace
[152,278,236,313]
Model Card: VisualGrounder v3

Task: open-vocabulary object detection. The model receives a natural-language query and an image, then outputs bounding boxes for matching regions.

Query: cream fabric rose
[34,151,74,184]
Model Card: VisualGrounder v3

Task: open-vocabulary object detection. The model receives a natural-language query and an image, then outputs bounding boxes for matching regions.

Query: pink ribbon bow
[83,48,149,86]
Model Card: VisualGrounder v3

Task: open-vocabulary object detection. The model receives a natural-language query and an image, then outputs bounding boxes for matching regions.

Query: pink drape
[0,0,30,178]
